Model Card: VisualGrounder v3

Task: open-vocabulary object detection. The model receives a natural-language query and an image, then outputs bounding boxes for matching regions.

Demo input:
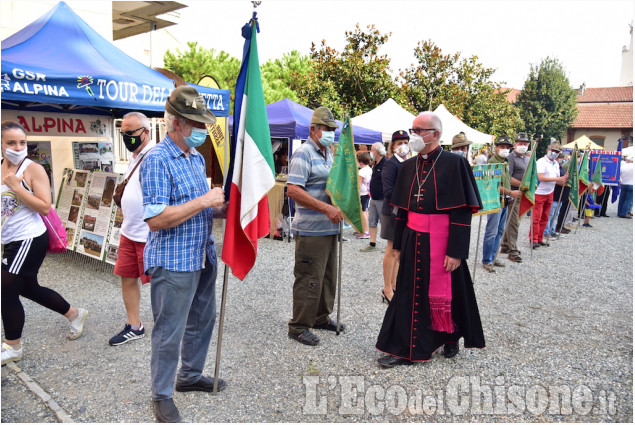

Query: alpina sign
[1,67,228,114]
[1,110,112,138]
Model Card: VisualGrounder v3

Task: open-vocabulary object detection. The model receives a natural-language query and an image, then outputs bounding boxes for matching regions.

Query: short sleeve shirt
[287,138,339,236]
[536,156,560,195]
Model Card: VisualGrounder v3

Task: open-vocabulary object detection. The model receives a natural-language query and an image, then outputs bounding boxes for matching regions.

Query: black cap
[515,132,530,142]
[495,135,512,146]
[392,130,409,142]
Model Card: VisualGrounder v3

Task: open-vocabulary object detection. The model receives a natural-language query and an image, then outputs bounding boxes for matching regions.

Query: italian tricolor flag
[221,20,275,281]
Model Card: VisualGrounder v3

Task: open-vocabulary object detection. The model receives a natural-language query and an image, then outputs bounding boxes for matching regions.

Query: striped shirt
[140,134,215,272]
[288,138,339,236]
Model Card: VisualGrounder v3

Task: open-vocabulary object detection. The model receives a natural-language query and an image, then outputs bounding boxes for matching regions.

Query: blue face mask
[318,131,335,147]
[184,127,208,148]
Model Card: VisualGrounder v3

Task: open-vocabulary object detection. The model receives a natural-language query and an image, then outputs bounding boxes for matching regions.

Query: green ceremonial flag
[578,150,590,196]
[567,145,580,207]
[518,145,538,217]
[326,115,364,234]
[590,156,605,195]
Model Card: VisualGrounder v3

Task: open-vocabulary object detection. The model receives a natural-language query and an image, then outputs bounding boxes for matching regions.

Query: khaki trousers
[500,198,521,255]
[288,234,338,335]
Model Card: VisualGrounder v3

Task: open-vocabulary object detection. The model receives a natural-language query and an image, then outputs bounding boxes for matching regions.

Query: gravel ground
[2,201,632,423]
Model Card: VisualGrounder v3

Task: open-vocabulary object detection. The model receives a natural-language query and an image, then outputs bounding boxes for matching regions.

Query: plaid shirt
[140,134,215,272]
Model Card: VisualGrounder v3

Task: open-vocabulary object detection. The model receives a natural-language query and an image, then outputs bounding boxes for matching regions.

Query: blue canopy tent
[1,1,230,118]
[265,98,381,144]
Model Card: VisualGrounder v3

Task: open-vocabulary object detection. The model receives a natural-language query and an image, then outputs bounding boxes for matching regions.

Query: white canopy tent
[433,104,494,146]
[351,98,416,144]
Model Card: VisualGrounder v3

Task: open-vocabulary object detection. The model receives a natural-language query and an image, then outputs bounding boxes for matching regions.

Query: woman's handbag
[41,207,68,253]
[113,152,146,208]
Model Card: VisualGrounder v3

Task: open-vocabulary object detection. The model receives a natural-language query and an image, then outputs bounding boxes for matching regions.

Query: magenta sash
[407,211,455,333]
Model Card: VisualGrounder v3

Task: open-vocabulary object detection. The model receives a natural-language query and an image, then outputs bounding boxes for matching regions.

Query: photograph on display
[113,207,123,228]
[66,228,75,246]
[82,215,96,231]
[73,142,114,172]
[86,194,101,210]
[67,206,79,223]
[74,172,88,187]
[78,231,104,257]
[101,177,117,207]
[65,169,74,186]
[26,141,54,199]
[106,244,119,263]
[71,189,83,206]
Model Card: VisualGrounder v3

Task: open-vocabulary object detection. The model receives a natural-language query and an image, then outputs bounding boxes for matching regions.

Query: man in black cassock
[375,111,486,368]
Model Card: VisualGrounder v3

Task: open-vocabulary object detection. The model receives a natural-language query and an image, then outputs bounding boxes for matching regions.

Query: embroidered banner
[472,163,504,216]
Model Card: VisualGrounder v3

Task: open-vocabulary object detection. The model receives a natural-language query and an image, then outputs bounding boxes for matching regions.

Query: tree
[515,57,578,156]
[261,50,312,104]
[400,40,523,139]
[294,24,402,118]
[163,42,241,109]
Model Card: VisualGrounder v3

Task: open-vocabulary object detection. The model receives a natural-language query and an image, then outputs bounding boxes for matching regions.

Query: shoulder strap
[124,151,148,181]
[16,158,33,177]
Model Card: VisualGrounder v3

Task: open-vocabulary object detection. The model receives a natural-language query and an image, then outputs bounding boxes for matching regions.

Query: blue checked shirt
[140,134,215,272]
[288,138,340,236]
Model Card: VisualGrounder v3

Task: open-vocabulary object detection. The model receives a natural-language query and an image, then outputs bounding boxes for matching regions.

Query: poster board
[72,141,115,172]
[472,163,504,216]
[26,141,55,200]
[56,168,122,262]
[590,150,622,186]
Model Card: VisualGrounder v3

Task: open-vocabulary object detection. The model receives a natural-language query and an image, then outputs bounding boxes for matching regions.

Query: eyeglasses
[409,128,435,135]
[121,127,145,137]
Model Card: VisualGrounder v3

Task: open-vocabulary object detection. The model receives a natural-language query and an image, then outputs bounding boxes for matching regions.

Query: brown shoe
[493,260,506,267]
[508,254,523,263]
[482,263,496,273]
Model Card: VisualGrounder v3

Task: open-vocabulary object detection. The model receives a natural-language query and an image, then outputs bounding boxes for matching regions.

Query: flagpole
[336,221,343,335]
[530,207,534,260]
[472,215,483,282]
[213,261,230,394]
[492,198,515,265]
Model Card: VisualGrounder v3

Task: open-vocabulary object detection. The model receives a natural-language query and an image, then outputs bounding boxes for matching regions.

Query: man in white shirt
[618,155,633,218]
[531,141,568,249]
[109,112,153,346]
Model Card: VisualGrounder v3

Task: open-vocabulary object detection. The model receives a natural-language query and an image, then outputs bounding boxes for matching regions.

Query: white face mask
[408,134,425,153]
[3,147,28,165]
[395,144,410,157]
[515,145,528,155]
[499,149,510,158]
[452,150,466,158]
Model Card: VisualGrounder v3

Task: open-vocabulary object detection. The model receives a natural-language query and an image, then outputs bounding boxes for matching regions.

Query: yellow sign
[198,75,229,178]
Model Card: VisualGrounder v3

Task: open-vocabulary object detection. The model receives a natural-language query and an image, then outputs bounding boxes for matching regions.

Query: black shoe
[508,254,523,263]
[175,375,227,393]
[600,214,609,217]
[153,399,181,423]
[313,319,346,333]
[377,355,413,368]
[288,329,320,345]
[582,223,592,227]
[538,241,549,247]
[443,343,459,359]
[560,228,571,234]
[618,215,632,219]
[109,324,145,346]
[532,242,541,249]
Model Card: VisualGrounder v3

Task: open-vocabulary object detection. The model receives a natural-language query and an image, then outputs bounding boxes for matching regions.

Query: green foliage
[400,40,523,139]
[163,41,241,109]
[515,57,578,157]
[261,50,312,104]
[293,24,402,118]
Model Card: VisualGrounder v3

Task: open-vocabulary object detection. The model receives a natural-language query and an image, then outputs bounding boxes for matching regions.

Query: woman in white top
[1,120,88,366]
[357,151,373,238]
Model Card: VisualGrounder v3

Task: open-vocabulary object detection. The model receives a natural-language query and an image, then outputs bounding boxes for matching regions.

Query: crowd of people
[1,87,632,422]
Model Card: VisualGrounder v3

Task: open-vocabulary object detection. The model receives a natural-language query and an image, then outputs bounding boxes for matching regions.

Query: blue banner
[590,152,622,186]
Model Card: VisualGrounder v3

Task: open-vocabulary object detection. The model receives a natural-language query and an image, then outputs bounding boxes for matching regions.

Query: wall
[568,129,626,151]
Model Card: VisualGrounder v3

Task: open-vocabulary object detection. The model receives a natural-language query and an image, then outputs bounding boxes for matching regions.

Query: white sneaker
[68,308,88,340]
[1,342,23,365]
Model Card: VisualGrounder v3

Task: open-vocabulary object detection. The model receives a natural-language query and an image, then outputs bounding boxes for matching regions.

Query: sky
[164,0,633,90]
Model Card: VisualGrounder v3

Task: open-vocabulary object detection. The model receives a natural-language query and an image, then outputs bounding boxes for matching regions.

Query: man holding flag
[530,141,568,249]
[287,106,345,346]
